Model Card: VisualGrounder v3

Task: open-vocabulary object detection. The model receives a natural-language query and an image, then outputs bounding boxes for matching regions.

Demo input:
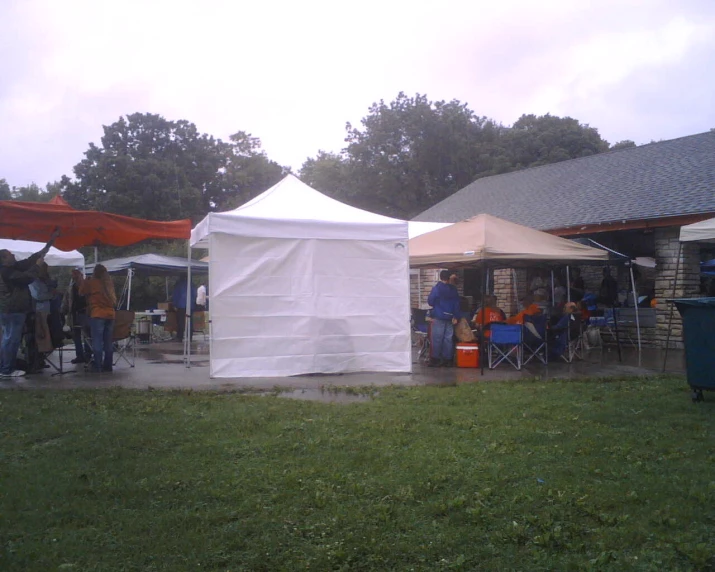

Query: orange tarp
[0,199,191,251]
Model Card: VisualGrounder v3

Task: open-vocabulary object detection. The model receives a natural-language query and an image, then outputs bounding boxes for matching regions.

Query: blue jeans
[430,319,454,361]
[0,313,26,374]
[73,313,91,361]
[90,317,114,371]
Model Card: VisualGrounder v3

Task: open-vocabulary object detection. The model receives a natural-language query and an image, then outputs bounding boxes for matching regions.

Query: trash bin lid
[671,297,715,315]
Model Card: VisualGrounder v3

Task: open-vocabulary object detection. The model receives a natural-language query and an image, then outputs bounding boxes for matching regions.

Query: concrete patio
[0,340,686,393]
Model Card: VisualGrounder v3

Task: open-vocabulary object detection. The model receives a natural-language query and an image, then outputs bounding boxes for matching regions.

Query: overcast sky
[1,0,714,188]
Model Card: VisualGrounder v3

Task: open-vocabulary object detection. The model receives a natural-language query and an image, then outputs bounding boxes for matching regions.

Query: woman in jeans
[78,264,117,373]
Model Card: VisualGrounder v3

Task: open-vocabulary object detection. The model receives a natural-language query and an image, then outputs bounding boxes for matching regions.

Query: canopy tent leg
[165,277,169,301]
[629,264,641,352]
[512,268,519,313]
[566,266,571,303]
[613,300,622,362]
[94,246,99,264]
[480,265,487,376]
[662,242,682,371]
[184,240,192,368]
[550,270,555,308]
[126,268,133,311]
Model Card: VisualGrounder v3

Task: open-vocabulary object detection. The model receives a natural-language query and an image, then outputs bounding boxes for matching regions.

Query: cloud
[1,0,714,187]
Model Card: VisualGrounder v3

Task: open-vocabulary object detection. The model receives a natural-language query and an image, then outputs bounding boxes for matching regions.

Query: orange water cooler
[455,343,479,368]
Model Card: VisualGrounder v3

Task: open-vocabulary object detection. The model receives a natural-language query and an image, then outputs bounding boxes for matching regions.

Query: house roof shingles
[413,131,715,231]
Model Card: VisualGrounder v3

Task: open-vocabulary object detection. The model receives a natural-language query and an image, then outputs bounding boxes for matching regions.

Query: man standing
[427,270,461,367]
[171,275,197,343]
[0,231,58,378]
[599,267,619,307]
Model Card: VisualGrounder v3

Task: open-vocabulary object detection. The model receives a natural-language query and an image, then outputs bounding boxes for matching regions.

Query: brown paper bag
[455,318,476,342]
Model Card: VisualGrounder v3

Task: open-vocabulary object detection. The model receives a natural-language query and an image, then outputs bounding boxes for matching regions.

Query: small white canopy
[0,238,84,268]
[680,217,715,243]
[409,213,609,267]
[190,174,411,378]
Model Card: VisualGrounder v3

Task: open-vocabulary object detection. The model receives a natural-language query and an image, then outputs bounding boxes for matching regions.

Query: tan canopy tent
[409,214,610,374]
[409,214,609,267]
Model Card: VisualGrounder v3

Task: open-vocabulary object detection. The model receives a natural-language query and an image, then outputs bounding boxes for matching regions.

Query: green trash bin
[673,297,715,402]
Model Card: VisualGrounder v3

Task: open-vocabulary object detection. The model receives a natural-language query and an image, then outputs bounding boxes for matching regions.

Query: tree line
[2,93,637,223]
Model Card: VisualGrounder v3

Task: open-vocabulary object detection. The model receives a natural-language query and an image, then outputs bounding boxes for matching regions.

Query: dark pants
[90,317,114,371]
[0,313,26,375]
[73,313,91,362]
[176,310,192,342]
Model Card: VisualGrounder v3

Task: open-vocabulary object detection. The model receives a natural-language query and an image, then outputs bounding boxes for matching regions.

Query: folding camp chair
[487,324,523,370]
[112,310,136,367]
[81,310,136,370]
[523,314,548,365]
[561,313,584,363]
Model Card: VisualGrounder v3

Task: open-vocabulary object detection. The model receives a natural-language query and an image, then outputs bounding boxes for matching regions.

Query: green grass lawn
[1,377,714,571]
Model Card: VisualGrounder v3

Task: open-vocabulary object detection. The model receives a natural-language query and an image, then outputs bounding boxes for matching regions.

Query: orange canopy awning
[0,199,191,251]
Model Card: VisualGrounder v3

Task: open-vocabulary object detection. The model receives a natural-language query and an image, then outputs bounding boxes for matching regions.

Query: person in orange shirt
[507,294,542,325]
[472,295,506,338]
[78,264,117,373]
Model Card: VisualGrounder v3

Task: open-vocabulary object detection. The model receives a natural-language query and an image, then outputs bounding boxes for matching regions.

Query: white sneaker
[4,370,26,378]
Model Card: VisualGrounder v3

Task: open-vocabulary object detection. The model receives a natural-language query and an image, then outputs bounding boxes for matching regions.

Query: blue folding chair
[523,313,548,365]
[488,324,523,370]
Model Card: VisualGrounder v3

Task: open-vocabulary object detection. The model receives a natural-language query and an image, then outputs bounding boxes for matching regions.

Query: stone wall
[409,269,442,308]
[493,268,527,315]
[654,226,700,348]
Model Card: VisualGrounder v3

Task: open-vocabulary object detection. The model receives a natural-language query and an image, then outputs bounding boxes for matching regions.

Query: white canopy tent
[189,174,411,378]
[680,217,715,243]
[0,238,84,268]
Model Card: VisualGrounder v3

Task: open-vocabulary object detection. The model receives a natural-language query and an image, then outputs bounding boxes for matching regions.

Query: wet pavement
[0,341,686,396]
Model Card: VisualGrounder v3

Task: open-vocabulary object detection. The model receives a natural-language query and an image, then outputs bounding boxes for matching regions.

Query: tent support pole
[480,264,487,376]
[550,270,555,307]
[185,241,192,368]
[663,242,682,371]
[613,299,622,362]
[512,268,518,313]
[629,265,641,352]
[566,266,571,303]
[127,268,133,310]
[94,247,98,264]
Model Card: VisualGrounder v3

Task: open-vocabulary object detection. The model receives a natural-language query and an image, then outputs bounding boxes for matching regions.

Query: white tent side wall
[208,232,411,378]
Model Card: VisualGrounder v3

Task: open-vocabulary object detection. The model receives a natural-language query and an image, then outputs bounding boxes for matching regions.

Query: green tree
[301,96,613,219]
[11,182,52,202]
[505,113,610,169]
[0,179,11,200]
[61,114,286,221]
[299,151,351,199]
[219,131,287,210]
[610,140,637,151]
[62,113,228,221]
[340,92,503,218]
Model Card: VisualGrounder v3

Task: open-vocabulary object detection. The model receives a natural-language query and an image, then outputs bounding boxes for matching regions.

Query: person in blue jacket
[427,270,462,366]
[171,275,197,343]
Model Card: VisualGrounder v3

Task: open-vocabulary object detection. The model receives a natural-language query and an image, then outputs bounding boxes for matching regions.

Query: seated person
[549,302,579,360]
[471,295,506,338]
[507,294,541,325]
